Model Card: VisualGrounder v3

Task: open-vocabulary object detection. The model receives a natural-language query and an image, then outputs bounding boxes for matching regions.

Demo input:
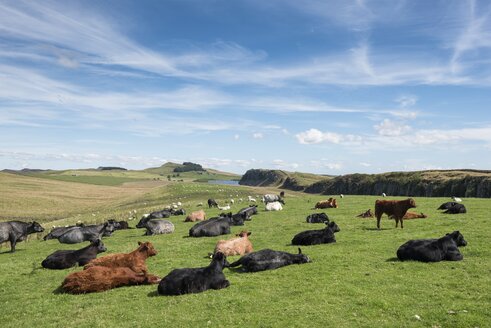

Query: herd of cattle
[0,193,469,296]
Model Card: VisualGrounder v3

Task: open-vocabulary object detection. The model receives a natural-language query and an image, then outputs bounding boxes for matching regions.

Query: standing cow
[0,221,44,252]
[374,198,416,229]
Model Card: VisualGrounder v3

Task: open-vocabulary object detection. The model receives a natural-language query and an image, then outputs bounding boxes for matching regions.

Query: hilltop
[240,169,491,198]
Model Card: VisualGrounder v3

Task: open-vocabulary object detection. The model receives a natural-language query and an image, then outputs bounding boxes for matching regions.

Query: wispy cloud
[374,119,411,136]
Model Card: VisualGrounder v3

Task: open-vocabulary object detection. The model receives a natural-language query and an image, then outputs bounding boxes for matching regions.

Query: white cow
[265,201,283,211]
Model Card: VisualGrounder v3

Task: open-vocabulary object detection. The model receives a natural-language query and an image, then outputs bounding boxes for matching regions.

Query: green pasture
[0,181,490,328]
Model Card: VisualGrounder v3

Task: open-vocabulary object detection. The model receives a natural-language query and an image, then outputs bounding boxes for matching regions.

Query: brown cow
[185,210,206,222]
[84,241,157,274]
[62,266,160,294]
[214,230,253,257]
[402,212,427,220]
[375,198,416,229]
[315,198,338,209]
[356,209,374,218]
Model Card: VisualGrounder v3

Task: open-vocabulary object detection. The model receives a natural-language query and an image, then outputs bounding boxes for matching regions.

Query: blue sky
[1,0,491,174]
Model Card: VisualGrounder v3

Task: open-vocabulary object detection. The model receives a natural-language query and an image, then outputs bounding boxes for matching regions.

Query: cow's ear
[138,241,142,245]
[298,248,302,254]
[247,232,252,236]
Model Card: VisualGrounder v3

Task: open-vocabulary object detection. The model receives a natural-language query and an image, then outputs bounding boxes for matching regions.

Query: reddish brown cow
[185,210,206,222]
[356,209,374,218]
[84,241,157,274]
[315,198,338,209]
[401,212,427,220]
[214,230,253,257]
[62,266,160,294]
[375,198,416,229]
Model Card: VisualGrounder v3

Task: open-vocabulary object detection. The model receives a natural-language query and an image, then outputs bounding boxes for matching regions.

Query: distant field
[0,177,490,327]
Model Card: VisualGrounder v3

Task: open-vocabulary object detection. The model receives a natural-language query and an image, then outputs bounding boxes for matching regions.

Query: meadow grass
[0,179,490,328]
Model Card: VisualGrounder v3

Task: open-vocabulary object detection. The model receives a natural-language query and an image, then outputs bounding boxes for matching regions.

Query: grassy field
[0,177,490,328]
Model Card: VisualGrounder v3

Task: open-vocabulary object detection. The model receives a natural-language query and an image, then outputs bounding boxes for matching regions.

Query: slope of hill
[240,169,491,197]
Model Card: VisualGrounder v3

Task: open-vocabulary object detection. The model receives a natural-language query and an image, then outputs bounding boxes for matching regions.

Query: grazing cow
[356,209,374,218]
[227,248,311,272]
[0,221,44,252]
[158,252,230,296]
[136,216,174,235]
[265,201,283,211]
[57,222,116,244]
[185,210,206,222]
[85,241,158,274]
[306,213,329,224]
[262,194,285,205]
[291,221,340,245]
[214,231,253,257]
[208,199,219,208]
[397,231,467,262]
[452,196,462,202]
[314,198,338,209]
[41,239,107,269]
[62,266,160,294]
[401,212,427,220]
[444,203,467,214]
[437,202,458,210]
[238,205,258,220]
[374,198,416,229]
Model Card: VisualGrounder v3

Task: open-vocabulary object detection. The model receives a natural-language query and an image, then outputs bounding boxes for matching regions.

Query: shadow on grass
[362,227,389,231]
[386,257,400,262]
[0,249,24,254]
[52,286,65,295]
[147,290,160,297]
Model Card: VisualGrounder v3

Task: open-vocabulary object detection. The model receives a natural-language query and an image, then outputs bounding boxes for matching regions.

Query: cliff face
[240,169,491,198]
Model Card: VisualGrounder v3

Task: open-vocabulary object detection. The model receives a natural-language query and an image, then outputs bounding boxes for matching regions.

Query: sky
[1,0,491,175]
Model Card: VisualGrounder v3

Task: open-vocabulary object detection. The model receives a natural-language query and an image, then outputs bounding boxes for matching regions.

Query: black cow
[227,248,310,272]
[41,239,107,269]
[437,202,458,210]
[158,252,230,295]
[188,213,246,238]
[44,225,80,241]
[172,209,186,216]
[397,231,467,262]
[443,203,467,214]
[0,221,44,252]
[291,221,340,245]
[57,222,116,244]
[237,205,258,220]
[306,213,329,223]
[148,209,172,219]
[208,199,218,208]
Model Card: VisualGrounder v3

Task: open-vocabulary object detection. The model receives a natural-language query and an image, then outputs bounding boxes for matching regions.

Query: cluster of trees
[173,162,206,173]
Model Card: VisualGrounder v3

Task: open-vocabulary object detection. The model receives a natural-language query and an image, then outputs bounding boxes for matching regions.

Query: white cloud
[360,162,371,167]
[374,119,411,136]
[272,159,299,170]
[234,134,240,140]
[253,132,264,139]
[395,95,417,108]
[295,128,361,145]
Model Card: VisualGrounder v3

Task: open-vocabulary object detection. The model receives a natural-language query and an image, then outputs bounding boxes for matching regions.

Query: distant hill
[97,166,127,171]
[144,162,237,177]
[240,169,491,198]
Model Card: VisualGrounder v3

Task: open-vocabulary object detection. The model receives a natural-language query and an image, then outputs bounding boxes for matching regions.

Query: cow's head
[236,231,251,238]
[296,248,311,264]
[407,198,417,208]
[448,231,467,247]
[31,221,44,233]
[92,239,107,253]
[138,241,158,256]
[212,251,228,268]
[327,221,340,233]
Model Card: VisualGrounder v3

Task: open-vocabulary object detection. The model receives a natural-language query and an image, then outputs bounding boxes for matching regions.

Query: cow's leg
[376,214,382,229]
[400,218,404,229]
[9,233,17,252]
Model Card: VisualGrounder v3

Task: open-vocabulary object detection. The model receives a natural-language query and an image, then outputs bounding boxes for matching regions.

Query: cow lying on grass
[315,198,338,209]
[136,216,175,236]
[291,221,340,246]
[62,266,160,294]
[356,209,373,218]
[397,231,467,262]
[375,198,416,229]
[214,231,253,257]
[399,212,427,220]
[443,203,467,214]
[306,213,329,223]
[84,241,157,274]
[227,248,310,272]
[0,221,44,252]
[185,210,206,222]
[189,213,246,238]
[42,239,106,270]
[158,252,230,296]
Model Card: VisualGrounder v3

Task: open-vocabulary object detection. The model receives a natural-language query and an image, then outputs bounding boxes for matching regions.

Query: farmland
[0,172,490,327]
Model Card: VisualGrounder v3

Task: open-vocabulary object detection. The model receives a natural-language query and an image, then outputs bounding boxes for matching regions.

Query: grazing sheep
[452,196,462,202]
[214,231,253,257]
[158,252,230,296]
[84,241,158,274]
[382,193,387,197]
[218,205,231,211]
[340,194,344,198]
[185,210,206,222]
